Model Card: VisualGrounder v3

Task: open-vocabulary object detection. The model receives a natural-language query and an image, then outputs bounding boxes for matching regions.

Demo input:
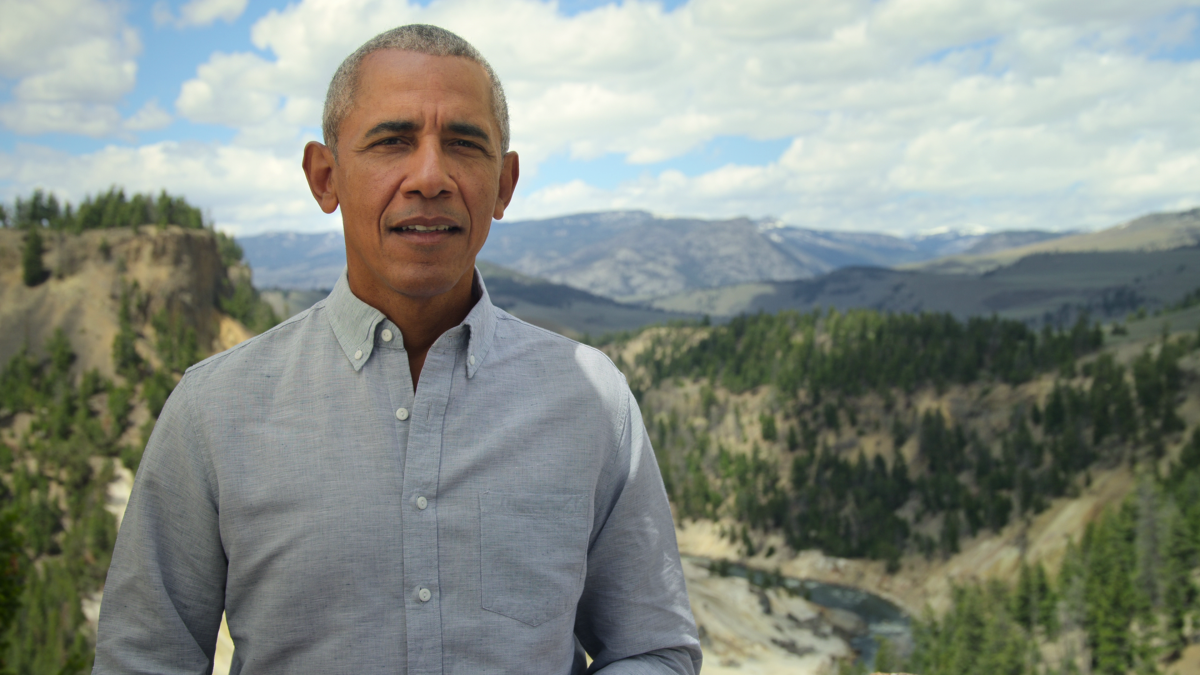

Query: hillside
[600,306,1200,674]
[474,260,695,337]
[911,208,1200,275]
[0,193,280,673]
[649,247,1200,324]
[0,226,255,379]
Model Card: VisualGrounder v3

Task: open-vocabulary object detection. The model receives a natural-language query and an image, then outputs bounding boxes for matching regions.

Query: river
[683,556,913,669]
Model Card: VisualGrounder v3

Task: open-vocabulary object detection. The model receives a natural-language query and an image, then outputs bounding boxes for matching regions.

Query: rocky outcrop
[682,559,852,675]
[0,226,244,378]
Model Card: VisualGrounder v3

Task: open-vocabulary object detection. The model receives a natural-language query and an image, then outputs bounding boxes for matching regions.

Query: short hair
[321,24,510,159]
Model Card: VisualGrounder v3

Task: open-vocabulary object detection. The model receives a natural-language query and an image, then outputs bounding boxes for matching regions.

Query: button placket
[400,344,453,673]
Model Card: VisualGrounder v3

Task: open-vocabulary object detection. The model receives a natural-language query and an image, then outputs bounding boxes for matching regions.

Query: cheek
[456,166,501,219]
[343,163,400,216]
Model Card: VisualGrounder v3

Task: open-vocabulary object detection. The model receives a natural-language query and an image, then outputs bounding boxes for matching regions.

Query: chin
[386,267,470,300]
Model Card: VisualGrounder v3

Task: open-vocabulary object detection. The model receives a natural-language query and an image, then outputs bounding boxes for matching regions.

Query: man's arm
[93,374,227,674]
[575,388,703,675]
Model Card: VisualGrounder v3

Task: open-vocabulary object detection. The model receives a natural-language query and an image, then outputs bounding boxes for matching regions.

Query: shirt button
[416,496,428,510]
[418,588,432,602]
[469,354,476,366]
[354,349,363,360]
[395,407,409,421]
[381,329,393,342]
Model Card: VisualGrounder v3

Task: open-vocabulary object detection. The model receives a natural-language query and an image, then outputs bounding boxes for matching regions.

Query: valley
[2,195,1200,674]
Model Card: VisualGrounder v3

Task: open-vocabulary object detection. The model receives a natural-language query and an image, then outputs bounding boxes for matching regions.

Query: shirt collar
[323,267,497,378]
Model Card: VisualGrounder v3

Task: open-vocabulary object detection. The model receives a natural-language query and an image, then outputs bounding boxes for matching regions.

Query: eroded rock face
[0,226,234,378]
[683,560,853,675]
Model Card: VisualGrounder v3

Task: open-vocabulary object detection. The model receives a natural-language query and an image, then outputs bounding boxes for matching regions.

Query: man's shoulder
[490,308,629,397]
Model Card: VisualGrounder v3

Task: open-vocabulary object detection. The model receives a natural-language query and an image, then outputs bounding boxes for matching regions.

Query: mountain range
[237,207,1200,334]
[238,230,346,290]
[238,211,1069,297]
[482,211,1067,301]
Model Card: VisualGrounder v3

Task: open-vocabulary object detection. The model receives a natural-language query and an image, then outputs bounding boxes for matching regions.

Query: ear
[302,141,340,214]
[491,151,520,220]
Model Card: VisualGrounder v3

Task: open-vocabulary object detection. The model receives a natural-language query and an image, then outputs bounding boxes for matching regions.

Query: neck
[347,266,478,388]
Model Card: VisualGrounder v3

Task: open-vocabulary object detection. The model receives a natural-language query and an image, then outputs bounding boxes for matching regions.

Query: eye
[368,136,413,150]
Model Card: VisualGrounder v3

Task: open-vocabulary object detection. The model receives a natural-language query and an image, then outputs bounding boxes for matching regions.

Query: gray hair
[322,24,510,159]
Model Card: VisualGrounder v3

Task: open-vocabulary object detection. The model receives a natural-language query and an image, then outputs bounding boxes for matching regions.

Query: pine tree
[1162,503,1197,659]
[112,282,142,379]
[21,225,48,286]
[873,637,901,673]
[0,511,24,672]
[1132,476,1164,618]
[760,413,777,442]
[1086,512,1136,675]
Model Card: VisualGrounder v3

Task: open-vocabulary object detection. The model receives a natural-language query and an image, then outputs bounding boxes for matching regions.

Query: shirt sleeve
[575,388,703,675]
[92,373,227,675]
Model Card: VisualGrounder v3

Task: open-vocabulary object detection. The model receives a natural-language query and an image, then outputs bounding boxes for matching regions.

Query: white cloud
[0,0,138,102]
[0,140,333,234]
[0,102,124,137]
[175,52,281,126]
[6,0,1200,236]
[124,99,173,131]
[0,0,143,135]
[154,0,249,28]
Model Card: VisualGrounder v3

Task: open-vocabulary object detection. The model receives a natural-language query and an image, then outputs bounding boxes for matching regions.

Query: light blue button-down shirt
[93,270,701,674]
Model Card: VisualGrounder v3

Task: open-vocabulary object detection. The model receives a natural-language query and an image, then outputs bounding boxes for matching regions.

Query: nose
[403,139,454,199]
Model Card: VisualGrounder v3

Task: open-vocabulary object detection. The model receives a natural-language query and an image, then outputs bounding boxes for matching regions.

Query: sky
[1,0,1198,237]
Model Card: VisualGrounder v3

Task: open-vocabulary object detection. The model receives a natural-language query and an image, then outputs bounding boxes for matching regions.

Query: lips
[393,223,456,233]
[386,216,462,239]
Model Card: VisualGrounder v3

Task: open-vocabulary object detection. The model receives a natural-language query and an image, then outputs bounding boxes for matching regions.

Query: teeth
[399,224,453,232]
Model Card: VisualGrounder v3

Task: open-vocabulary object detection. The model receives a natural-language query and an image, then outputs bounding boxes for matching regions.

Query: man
[93,24,701,675]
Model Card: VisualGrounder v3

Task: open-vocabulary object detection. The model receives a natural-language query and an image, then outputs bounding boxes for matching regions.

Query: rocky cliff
[0,226,252,379]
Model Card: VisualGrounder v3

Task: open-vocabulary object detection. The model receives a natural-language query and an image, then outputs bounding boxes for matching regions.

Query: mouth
[386,217,463,241]
[390,223,458,233]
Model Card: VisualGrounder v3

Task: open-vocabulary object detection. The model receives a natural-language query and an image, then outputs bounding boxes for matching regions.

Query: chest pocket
[479,492,589,627]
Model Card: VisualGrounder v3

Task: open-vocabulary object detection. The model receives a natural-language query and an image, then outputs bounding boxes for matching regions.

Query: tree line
[10,186,277,333]
[631,308,1102,399]
[2,187,205,233]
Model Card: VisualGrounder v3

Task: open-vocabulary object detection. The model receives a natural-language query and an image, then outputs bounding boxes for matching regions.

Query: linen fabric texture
[92,270,701,675]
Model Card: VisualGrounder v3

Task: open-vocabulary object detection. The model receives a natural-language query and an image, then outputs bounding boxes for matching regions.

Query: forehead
[350,49,494,127]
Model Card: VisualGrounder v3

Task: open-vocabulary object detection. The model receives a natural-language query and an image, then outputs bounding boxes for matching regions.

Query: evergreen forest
[602,306,1200,674]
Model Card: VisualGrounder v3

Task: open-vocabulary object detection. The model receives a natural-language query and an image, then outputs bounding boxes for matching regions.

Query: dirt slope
[0,226,248,378]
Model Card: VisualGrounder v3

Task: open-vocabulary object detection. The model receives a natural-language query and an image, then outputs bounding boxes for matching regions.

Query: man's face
[307,49,518,304]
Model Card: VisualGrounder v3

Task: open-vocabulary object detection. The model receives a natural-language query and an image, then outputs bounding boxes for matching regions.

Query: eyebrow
[362,120,491,146]
[363,120,417,139]
[447,122,491,145]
